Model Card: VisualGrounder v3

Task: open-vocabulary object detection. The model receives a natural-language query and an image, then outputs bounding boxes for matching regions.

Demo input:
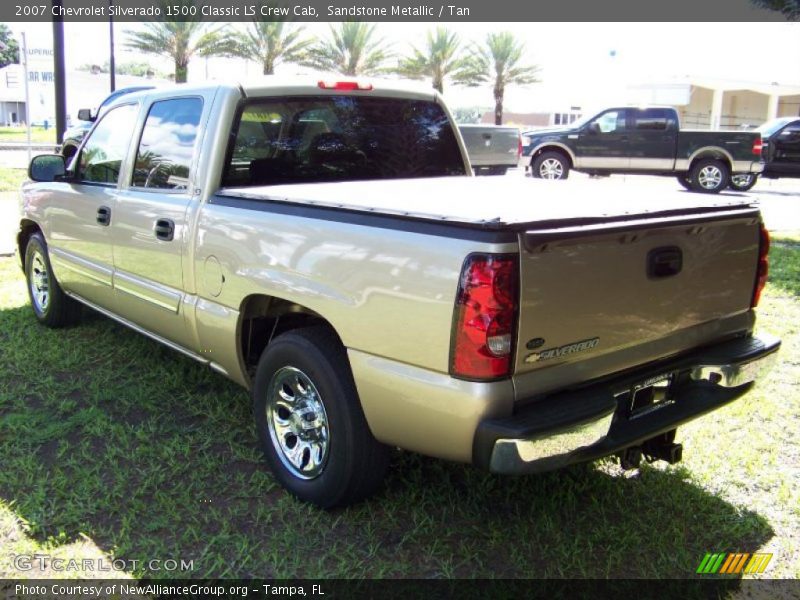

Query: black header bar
[3,0,797,22]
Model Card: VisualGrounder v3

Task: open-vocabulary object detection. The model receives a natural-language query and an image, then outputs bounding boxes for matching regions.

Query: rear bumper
[731,160,764,174]
[473,334,780,475]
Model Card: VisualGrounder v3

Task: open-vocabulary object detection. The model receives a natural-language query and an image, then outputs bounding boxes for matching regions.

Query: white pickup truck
[458,124,521,175]
[18,80,780,507]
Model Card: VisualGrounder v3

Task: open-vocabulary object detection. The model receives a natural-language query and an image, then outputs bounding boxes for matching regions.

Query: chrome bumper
[477,334,781,475]
[689,348,779,388]
[490,409,615,473]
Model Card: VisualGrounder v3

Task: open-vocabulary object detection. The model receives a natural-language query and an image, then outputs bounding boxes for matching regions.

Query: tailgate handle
[647,246,682,279]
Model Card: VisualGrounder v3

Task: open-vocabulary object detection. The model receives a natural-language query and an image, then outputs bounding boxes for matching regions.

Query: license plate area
[615,373,676,420]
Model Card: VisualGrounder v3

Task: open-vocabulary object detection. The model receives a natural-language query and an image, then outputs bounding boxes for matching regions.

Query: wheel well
[530,146,573,169]
[17,219,41,270]
[689,152,731,173]
[238,294,341,374]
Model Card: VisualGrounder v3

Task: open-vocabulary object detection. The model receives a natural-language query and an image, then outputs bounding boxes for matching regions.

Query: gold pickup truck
[17,80,780,507]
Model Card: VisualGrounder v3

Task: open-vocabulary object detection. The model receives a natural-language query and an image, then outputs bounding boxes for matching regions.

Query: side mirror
[29,155,67,182]
[587,122,600,135]
[77,108,95,122]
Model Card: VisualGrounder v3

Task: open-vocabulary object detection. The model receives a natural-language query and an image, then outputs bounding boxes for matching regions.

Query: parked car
[729,116,800,191]
[458,123,521,175]
[522,106,763,193]
[19,81,779,507]
[61,85,155,161]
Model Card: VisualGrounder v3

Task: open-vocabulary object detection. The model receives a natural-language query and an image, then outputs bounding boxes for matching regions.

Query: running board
[64,291,229,377]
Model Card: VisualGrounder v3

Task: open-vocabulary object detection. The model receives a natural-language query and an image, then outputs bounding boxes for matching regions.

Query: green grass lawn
[0,126,56,144]
[0,167,28,192]
[0,243,797,583]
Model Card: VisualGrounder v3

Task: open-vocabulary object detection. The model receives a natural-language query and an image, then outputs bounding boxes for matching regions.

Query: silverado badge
[525,337,600,364]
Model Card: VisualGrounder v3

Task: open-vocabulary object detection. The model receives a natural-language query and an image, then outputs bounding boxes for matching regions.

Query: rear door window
[223,96,466,187]
[633,109,673,131]
[132,97,203,190]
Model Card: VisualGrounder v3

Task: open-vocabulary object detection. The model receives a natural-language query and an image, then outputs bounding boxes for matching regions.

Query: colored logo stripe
[697,552,772,574]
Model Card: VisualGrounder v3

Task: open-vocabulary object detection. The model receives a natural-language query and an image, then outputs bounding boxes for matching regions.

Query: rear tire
[729,173,758,192]
[689,158,729,193]
[532,151,569,180]
[24,232,81,327]
[252,326,390,508]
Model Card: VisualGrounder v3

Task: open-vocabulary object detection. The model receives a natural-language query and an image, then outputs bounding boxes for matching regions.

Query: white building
[0,44,165,127]
[628,78,800,130]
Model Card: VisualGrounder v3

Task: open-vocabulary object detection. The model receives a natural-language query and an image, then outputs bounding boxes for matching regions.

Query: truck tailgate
[459,126,520,167]
[514,208,761,392]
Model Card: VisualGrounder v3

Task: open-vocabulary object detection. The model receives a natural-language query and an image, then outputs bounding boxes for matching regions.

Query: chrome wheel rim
[266,366,330,480]
[539,158,564,179]
[697,165,723,189]
[731,174,754,188]
[29,249,50,313]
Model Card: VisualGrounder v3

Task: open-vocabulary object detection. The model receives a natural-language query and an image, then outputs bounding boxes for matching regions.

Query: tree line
[125,20,539,125]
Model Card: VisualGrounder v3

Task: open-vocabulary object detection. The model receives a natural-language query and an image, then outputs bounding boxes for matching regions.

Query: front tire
[252,326,390,508]
[689,159,729,193]
[729,173,758,192]
[532,151,570,180]
[676,174,693,191]
[24,232,81,327]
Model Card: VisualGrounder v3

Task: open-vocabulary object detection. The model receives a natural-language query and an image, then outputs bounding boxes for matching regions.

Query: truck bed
[219,176,757,230]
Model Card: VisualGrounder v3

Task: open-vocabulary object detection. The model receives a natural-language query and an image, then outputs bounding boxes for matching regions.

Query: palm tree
[303,22,392,77]
[750,0,799,19]
[395,27,465,93]
[454,32,540,125]
[231,19,311,75]
[124,7,236,83]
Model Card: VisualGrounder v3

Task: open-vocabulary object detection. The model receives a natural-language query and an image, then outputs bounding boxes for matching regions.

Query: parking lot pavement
[506,167,800,234]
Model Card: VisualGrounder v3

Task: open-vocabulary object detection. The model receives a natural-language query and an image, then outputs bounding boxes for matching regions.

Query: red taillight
[317,80,373,91]
[752,223,770,307]
[517,134,523,159]
[451,254,518,380]
[752,137,763,156]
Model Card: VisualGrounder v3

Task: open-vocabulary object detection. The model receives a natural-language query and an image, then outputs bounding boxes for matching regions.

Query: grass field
[0,168,27,193]
[0,126,56,144]
[0,242,797,584]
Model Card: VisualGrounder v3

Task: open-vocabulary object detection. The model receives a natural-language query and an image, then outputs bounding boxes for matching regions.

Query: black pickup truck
[522,107,764,193]
[729,116,800,191]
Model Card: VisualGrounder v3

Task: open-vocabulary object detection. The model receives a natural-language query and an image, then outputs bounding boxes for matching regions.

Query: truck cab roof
[103,78,440,112]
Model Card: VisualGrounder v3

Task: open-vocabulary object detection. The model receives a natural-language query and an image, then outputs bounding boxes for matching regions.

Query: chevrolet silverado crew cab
[522,106,764,193]
[18,80,780,507]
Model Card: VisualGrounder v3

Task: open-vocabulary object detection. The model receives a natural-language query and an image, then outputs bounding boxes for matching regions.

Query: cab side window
[781,125,800,140]
[132,97,204,190]
[592,110,627,134]
[78,104,139,185]
[634,109,673,131]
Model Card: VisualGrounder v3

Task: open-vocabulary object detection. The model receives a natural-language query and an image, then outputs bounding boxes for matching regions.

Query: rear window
[222,96,466,187]
[633,109,673,131]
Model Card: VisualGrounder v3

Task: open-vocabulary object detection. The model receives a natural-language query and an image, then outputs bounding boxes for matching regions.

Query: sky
[9,21,800,114]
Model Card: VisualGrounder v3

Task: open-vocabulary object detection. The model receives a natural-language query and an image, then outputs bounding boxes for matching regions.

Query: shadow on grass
[0,304,774,581]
